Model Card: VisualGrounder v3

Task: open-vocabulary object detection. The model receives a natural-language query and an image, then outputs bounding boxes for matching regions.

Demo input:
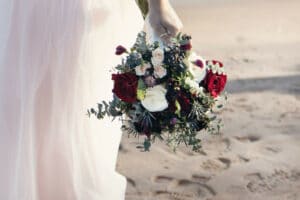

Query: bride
[0,0,182,199]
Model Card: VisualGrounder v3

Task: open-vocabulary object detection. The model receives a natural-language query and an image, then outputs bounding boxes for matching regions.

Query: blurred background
[118,0,300,199]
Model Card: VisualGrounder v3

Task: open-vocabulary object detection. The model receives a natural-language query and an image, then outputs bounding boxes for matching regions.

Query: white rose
[187,52,207,83]
[135,63,151,76]
[151,48,164,66]
[153,65,167,78]
[141,85,168,112]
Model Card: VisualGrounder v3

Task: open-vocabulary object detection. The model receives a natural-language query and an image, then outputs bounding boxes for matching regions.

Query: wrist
[148,0,169,12]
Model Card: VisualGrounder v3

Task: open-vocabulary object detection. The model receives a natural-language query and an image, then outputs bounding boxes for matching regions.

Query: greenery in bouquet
[88,32,227,152]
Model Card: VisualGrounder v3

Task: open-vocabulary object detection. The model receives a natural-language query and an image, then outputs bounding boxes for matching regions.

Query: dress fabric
[0,0,143,199]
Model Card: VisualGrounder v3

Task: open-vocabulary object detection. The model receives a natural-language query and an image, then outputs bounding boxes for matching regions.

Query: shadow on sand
[227,74,300,95]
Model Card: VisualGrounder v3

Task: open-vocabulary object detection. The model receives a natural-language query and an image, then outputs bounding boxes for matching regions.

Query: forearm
[136,0,172,19]
[148,0,170,12]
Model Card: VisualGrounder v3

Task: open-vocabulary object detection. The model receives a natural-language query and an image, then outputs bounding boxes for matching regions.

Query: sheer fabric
[0,0,142,199]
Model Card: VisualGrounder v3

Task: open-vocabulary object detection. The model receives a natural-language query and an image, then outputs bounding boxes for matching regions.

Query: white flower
[186,52,207,83]
[141,85,168,112]
[211,64,218,74]
[190,86,205,97]
[207,60,226,75]
[185,77,205,96]
[185,77,199,88]
[151,48,164,66]
[135,63,151,76]
[153,65,167,78]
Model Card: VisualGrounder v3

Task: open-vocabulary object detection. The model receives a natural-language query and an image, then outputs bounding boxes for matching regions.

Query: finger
[162,20,182,37]
[152,24,168,38]
[160,35,173,45]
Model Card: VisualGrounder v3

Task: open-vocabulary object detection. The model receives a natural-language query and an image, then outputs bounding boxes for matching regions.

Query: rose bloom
[151,48,164,66]
[112,73,138,103]
[141,85,168,112]
[205,70,227,98]
[135,63,151,76]
[177,90,192,114]
[186,52,207,83]
[153,65,167,79]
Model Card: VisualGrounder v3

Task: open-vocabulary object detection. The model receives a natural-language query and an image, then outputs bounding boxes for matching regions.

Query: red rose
[112,73,138,103]
[205,70,227,98]
[177,91,192,114]
[115,45,127,55]
[168,100,176,113]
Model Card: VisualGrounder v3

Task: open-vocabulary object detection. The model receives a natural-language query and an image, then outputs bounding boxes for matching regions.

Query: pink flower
[153,65,167,79]
[135,63,151,76]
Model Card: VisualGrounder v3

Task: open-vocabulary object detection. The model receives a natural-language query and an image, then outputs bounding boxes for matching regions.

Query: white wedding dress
[0,0,143,199]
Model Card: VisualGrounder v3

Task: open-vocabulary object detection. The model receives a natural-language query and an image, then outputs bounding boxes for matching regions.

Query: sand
[117,0,300,199]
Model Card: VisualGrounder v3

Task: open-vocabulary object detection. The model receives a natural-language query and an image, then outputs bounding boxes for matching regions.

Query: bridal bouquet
[89,32,227,151]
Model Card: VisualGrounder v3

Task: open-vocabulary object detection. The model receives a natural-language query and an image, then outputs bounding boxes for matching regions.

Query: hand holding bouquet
[89,32,227,152]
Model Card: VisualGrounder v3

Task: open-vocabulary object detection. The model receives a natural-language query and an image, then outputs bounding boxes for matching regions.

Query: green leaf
[143,138,151,151]
[217,104,223,109]
[138,78,146,90]
[175,100,181,116]
[137,89,146,100]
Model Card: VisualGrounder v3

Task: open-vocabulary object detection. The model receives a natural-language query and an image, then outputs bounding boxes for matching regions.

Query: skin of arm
[136,0,183,43]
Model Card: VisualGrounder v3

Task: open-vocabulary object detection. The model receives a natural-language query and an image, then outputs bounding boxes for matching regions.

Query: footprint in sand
[152,175,216,199]
[234,135,260,143]
[152,175,174,184]
[126,177,136,187]
[153,190,196,200]
[244,169,300,194]
[245,172,271,193]
[222,138,231,151]
[201,157,232,172]
[191,174,212,183]
[181,149,208,157]
[174,179,216,197]
[265,146,281,154]
[126,177,142,198]
[205,137,231,153]
[237,155,250,163]
[119,144,128,153]
[218,157,231,169]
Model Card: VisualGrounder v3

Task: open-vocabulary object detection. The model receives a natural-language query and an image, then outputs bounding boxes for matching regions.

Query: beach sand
[117,0,300,199]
